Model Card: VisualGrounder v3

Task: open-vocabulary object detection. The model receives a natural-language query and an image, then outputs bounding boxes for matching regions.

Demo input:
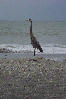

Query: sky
[0,0,66,21]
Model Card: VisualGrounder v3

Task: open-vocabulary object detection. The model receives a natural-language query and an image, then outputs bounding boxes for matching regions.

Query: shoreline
[0,53,66,61]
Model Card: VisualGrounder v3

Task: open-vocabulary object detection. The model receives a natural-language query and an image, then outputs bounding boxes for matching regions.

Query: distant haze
[0,0,66,21]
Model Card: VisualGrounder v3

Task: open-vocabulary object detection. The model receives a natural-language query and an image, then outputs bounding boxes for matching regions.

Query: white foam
[43,46,66,54]
[0,44,33,52]
[0,44,66,54]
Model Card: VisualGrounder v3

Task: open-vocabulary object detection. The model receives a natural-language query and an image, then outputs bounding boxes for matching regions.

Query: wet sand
[0,54,66,99]
[0,53,66,61]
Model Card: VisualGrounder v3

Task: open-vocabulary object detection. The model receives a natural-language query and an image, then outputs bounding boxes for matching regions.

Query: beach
[0,21,66,99]
[0,53,66,99]
[0,0,66,98]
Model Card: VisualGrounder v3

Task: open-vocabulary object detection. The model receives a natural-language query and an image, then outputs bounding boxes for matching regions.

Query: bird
[26,18,43,56]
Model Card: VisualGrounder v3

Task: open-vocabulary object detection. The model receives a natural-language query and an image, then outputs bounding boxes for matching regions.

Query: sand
[0,56,66,99]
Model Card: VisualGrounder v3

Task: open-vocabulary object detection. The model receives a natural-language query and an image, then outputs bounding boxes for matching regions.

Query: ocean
[0,21,66,54]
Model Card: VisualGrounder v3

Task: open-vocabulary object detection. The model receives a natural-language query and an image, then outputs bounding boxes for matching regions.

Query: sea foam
[0,44,66,54]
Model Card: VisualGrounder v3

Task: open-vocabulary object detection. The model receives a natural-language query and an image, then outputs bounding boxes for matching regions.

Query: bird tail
[38,43,43,52]
[39,47,43,52]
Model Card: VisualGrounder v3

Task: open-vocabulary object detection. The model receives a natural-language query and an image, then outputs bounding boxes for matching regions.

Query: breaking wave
[0,44,66,54]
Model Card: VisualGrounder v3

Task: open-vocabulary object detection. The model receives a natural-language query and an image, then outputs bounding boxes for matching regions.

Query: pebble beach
[0,56,66,99]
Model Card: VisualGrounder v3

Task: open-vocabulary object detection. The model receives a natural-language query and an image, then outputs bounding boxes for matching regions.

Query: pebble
[0,57,66,99]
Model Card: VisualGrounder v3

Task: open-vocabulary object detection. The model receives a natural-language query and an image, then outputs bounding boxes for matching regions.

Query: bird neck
[30,21,32,36]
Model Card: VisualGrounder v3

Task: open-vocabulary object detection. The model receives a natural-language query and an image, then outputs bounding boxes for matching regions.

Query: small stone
[38,64,41,66]
[38,78,40,82]
[11,60,14,63]
[9,71,11,75]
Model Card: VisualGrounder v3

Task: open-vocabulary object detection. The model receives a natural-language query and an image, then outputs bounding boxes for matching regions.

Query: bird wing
[30,35,43,52]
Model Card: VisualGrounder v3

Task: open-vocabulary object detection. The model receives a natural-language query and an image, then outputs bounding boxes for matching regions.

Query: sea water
[0,21,66,54]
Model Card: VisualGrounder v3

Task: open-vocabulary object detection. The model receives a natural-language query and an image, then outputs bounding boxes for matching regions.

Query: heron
[26,18,43,56]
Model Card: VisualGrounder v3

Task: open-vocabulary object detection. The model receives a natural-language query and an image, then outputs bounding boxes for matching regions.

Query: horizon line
[0,19,66,22]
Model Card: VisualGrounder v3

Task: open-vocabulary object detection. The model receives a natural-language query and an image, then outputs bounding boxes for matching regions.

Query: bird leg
[34,49,35,56]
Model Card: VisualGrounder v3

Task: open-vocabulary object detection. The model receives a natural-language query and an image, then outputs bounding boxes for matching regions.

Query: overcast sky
[0,0,66,21]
